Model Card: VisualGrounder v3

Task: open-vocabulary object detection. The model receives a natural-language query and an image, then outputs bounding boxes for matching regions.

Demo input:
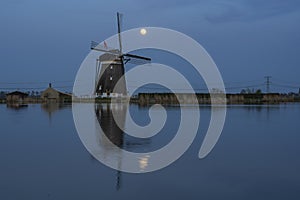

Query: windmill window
[110,76,113,81]
[110,66,113,69]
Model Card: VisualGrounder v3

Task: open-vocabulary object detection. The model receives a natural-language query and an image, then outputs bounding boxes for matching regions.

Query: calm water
[0,103,300,200]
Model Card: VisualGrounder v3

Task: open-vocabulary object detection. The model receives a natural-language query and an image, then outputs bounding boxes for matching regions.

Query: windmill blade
[91,40,100,50]
[125,58,150,65]
[90,41,120,55]
[117,12,123,54]
[123,53,151,61]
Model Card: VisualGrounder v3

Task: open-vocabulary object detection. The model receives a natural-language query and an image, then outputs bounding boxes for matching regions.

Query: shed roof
[42,87,71,97]
[6,91,29,96]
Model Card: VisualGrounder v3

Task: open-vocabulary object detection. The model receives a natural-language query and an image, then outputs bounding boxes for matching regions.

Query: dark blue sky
[0,0,300,93]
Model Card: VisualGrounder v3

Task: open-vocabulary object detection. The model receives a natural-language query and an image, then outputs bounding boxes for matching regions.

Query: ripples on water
[0,103,299,200]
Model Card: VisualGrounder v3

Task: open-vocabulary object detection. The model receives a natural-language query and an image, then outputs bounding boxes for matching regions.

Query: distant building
[6,91,29,103]
[41,83,72,103]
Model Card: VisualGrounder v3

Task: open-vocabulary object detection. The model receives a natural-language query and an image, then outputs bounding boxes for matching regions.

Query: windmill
[91,13,151,97]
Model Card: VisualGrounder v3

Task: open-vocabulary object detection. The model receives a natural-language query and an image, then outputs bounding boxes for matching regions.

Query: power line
[272,78,300,86]
[272,83,300,89]
[0,80,74,85]
[0,77,299,93]
[0,85,73,90]
[127,83,265,91]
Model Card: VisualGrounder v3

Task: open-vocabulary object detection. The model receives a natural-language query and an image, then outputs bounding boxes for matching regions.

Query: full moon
[140,28,147,35]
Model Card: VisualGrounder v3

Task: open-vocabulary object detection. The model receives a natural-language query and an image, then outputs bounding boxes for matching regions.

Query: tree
[255,89,262,94]
[240,89,246,94]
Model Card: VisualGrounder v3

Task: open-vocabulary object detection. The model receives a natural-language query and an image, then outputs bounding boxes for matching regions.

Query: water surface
[0,103,299,199]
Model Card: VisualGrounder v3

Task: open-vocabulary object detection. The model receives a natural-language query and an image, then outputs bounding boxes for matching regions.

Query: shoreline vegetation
[1,92,300,105]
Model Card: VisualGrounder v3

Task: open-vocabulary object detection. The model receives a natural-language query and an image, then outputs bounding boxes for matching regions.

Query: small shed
[6,91,29,103]
[41,84,72,103]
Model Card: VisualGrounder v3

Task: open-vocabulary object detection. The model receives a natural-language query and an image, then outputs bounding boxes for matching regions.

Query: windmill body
[95,53,127,97]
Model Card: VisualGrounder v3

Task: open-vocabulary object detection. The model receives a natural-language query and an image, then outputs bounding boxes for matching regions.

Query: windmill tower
[91,13,151,97]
